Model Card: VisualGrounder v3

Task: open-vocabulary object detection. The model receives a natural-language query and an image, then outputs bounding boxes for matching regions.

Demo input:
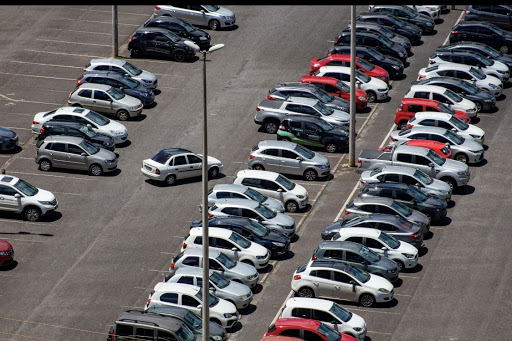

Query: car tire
[441,177,457,192]
[173,49,186,62]
[208,167,219,179]
[130,47,142,58]
[475,101,482,112]
[264,119,279,134]
[208,19,220,31]
[397,120,408,130]
[89,164,103,176]
[366,91,377,103]
[500,45,508,54]
[116,109,129,121]
[285,200,299,213]
[297,287,315,298]
[251,164,265,171]
[395,260,404,272]
[324,142,338,153]
[23,206,41,222]
[454,153,468,164]
[359,293,376,307]
[39,159,52,172]
[303,169,318,181]
[165,174,176,186]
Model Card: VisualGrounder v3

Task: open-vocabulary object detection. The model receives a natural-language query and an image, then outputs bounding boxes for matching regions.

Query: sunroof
[1,176,13,182]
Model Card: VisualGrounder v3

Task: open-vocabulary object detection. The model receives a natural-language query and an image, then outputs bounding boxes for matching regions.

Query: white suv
[183,227,270,269]
[290,260,394,307]
[0,175,58,221]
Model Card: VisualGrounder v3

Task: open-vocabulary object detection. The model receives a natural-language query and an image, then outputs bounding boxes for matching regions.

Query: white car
[31,107,128,145]
[417,63,503,97]
[83,58,158,89]
[153,5,235,31]
[408,112,485,145]
[290,259,394,307]
[144,282,239,329]
[313,65,389,102]
[368,5,441,20]
[281,297,367,341]
[233,169,308,214]
[183,227,270,269]
[428,54,509,82]
[333,227,419,271]
[404,84,477,117]
[208,184,285,213]
[0,175,58,221]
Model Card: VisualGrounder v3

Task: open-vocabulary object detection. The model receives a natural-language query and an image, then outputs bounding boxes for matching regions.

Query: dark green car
[277,114,349,153]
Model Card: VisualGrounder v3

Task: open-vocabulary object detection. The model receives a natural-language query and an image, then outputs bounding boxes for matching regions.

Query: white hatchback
[404,84,477,116]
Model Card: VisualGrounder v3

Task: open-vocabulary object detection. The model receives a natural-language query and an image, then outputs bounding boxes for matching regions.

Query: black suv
[190,216,291,257]
[449,21,512,55]
[335,31,407,63]
[36,121,115,151]
[143,16,211,50]
[436,41,512,71]
[356,13,422,44]
[328,45,404,79]
[465,5,512,30]
[345,22,411,54]
[369,5,435,34]
[277,114,349,153]
[127,27,196,62]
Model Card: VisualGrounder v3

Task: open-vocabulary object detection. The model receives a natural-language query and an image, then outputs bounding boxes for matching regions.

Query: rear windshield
[151,150,172,164]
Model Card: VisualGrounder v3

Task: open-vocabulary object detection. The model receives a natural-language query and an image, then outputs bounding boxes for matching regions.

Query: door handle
[313,282,319,286]
[335,285,340,289]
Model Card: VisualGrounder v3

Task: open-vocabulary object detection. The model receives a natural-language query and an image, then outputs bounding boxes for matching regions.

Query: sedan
[0,126,18,152]
[369,5,435,34]
[347,22,412,53]
[153,5,236,31]
[355,13,422,44]
[309,54,389,83]
[300,76,368,111]
[207,183,285,213]
[436,41,512,72]
[381,140,451,159]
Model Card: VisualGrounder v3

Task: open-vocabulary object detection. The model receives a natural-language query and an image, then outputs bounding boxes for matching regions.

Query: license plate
[144,165,152,171]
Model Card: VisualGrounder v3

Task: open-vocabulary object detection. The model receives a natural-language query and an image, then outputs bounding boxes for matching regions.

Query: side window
[215,192,231,199]
[67,144,85,155]
[333,271,353,283]
[402,175,418,186]
[157,331,178,341]
[432,93,447,103]
[289,121,302,129]
[454,71,472,80]
[209,259,223,270]
[396,153,413,163]
[115,324,133,337]
[412,91,429,99]
[346,236,364,244]
[77,89,92,98]
[94,65,110,71]
[189,5,203,11]
[346,251,366,263]
[0,185,18,196]
[286,104,303,113]
[310,269,331,280]
[241,209,259,219]
[382,174,400,182]
[135,327,154,339]
[359,204,377,213]
[395,190,413,201]
[378,205,396,215]
[177,276,195,285]
[410,133,430,140]
[323,249,343,259]
[215,238,236,250]
[415,156,432,166]
[241,178,261,188]
[65,128,81,137]
[325,84,341,93]
[47,142,66,152]
[52,114,75,121]
[260,180,279,191]
[313,309,335,323]
[408,105,423,113]
[182,256,199,266]
[437,121,452,129]
[366,237,385,249]
[262,149,279,156]
[426,106,438,112]
[429,134,449,143]
[173,156,187,166]
[111,66,125,74]
[193,236,203,245]
[377,223,397,232]
[93,91,111,101]
[182,294,200,307]
[281,150,299,159]
[304,330,323,341]
[304,122,319,132]
[222,207,240,216]
[160,293,178,304]
[419,119,436,126]
[291,308,312,319]
[280,329,301,338]
[187,154,202,164]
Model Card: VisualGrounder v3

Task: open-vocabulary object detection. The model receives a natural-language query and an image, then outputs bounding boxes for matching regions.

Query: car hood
[264,212,295,228]
[92,132,115,146]
[231,261,259,277]
[396,240,418,256]
[139,70,157,83]
[190,28,210,39]
[213,6,234,17]
[309,152,330,167]
[463,124,485,138]
[0,239,12,252]
[441,158,470,173]
[223,279,252,297]
[262,196,285,213]
[429,178,452,193]
[289,182,308,198]
[383,55,404,68]
[211,298,237,315]
[197,154,223,166]
[405,208,430,226]
[326,96,350,110]
[453,97,477,111]
[365,273,393,292]
[423,196,448,209]
[489,60,509,73]
[347,311,366,330]
[117,94,142,107]
[198,321,226,339]
[329,128,349,139]
[458,136,484,151]
[33,188,56,202]
[0,126,16,139]
[476,74,502,87]
[94,148,117,160]
[325,108,351,123]
[265,230,290,244]
[103,119,128,134]
[413,13,435,24]
[376,255,399,271]
[367,77,388,89]
[246,240,269,257]
[323,220,343,234]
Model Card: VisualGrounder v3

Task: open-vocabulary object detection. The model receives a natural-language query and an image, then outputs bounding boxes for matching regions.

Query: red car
[300,76,368,111]
[309,54,389,84]
[380,140,452,158]
[265,318,357,341]
[395,98,470,130]
[0,239,14,267]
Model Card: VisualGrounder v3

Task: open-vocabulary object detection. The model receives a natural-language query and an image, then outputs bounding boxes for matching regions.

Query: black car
[411,76,496,112]
[465,5,512,30]
[143,16,211,50]
[190,216,291,257]
[127,27,196,62]
[0,126,18,152]
[36,121,115,151]
[358,182,447,222]
[335,31,408,63]
[344,22,411,54]
[356,13,422,44]
[436,41,512,72]
[449,21,512,55]
[328,45,404,79]
[78,71,155,107]
[369,5,435,34]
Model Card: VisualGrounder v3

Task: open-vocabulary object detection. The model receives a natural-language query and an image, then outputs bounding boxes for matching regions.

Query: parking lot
[0,5,511,341]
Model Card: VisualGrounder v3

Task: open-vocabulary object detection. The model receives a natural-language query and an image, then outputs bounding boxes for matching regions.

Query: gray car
[208,183,285,213]
[35,136,118,176]
[167,267,253,310]
[248,140,330,181]
[154,5,236,31]
[0,126,18,152]
[312,240,399,282]
[84,58,158,89]
[68,83,143,121]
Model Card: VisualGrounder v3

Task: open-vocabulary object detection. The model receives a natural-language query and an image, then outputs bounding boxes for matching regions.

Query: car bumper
[220,17,236,28]
[375,289,394,303]
[243,274,259,289]
[356,100,368,111]
[223,312,239,329]
[140,167,167,181]
[403,253,419,269]
[422,25,435,33]
[376,89,388,100]
[112,133,128,145]
[0,254,14,267]
[431,208,447,221]
[271,243,290,257]
[233,294,253,310]
[489,86,502,98]
[128,107,143,117]
[254,256,270,269]
[468,151,484,164]
[142,79,157,89]
[40,201,58,215]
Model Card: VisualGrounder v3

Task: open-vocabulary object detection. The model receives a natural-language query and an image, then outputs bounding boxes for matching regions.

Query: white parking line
[4,127,32,131]
[160,251,174,255]
[64,7,151,16]
[399,275,420,279]
[23,49,104,59]
[51,191,83,196]
[0,71,75,82]
[0,111,40,117]
[394,293,413,297]
[46,27,115,36]
[334,184,360,221]
[134,287,153,290]
[0,218,57,227]
[0,238,49,243]
[36,38,111,48]
[121,306,144,310]
[57,17,141,26]
[294,181,328,186]
[348,307,402,315]
[9,60,83,69]
[6,171,94,181]
[367,330,393,336]
[146,269,168,273]
[430,226,445,230]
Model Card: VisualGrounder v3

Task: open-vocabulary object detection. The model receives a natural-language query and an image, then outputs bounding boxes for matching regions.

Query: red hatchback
[265,318,357,341]
[395,98,470,130]
[381,140,452,158]
[300,76,368,111]
[0,239,14,267]
[309,54,389,84]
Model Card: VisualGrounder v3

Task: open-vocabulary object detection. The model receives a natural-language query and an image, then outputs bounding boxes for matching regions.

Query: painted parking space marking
[0,316,106,336]
[394,293,413,297]
[23,49,104,59]
[9,61,83,69]
[0,72,75,82]
[63,7,151,17]
[146,269,169,273]
[0,218,58,227]
[348,307,402,315]
[36,38,111,48]
[367,330,393,336]
[0,238,49,243]
[45,27,115,36]
[6,171,94,181]
[51,191,83,196]
[0,110,41,117]
[0,331,55,341]
[56,17,141,26]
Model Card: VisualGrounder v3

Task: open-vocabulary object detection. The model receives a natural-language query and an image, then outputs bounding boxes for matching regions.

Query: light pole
[184,40,224,341]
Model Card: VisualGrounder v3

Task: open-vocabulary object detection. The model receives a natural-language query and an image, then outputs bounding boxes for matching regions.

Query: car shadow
[418,246,428,257]
[290,234,300,243]
[423,230,434,240]
[424,29,438,36]
[496,93,507,100]
[402,263,423,273]
[130,114,147,122]
[0,260,18,271]
[407,50,414,57]
[152,89,162,96]
[104,168,122,177]
[251,284,263,294]
[377,96,392,104]
[447,200,455,209]
[0,230,54,237]
[471,159,487,167]
[434,216,452,227]
[239,303,257,316]
[483,106,499,114]
[470,116,480,124]
[411,40,423,46]
[0,210,62,223]
[434,18,444,24]
[392,278,404,288]
[228,321,243,333]
[330,296,398,309]
[143,102,158,109]
[258,263,273,274]
[357,106,373,114]
[116,140,132,148]
[502,82,512,90]
[403,61,410,68]
[391,73,407,81]
[0,146,22,155]
[274,250,295,261]
[455,185,475,195]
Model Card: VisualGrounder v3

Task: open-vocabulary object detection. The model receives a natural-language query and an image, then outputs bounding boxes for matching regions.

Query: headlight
[399,52,405,57]
[402,253,415,259]
[378,88,388,92]
[489,83,498,89]
[297,195,305,199]
[378,288,390,293]
[247,274,257,280]
[238,294,249,300]
[256,254,267,260]
[110,130,123,136]
[272,242,285,247]
[105,159,116,164]
[358,96,366,101]
[484,99,494,102]
[211,336,222,341]
[0,251,10,256]
[223,313,233,318]
[387,269,395,273]
[457,171,468,175]
[199,36,207,41]
[353,327,363,332]
[426,22,433,26]
[317,164,328,170]
[469,134,481,139]
[469,150,482,153]
[392,65,400,70]
[38,200,53,205]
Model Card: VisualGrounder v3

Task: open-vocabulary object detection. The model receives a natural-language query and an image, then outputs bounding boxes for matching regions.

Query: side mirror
[428,163,435,168]
[295,157,303,161]
[87,124,92,128]
[349,280,357,292]
[276,188,283,192]
[201,9,205,14]
[14,193,21,199]
[197,304,203,311]
[231,247,238,252]
[81,152,87,157]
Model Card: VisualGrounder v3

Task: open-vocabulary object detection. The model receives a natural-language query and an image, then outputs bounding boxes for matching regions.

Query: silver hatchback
[36,136,118,176]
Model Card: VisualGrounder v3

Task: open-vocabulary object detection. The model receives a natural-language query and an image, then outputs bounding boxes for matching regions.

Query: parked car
[368,5,435,34]
[312,240,400,282]
[334,31,408,63]
[449,21,512,54]
[331,227,419,271]
[0,239,14,267]
[127,27,196,61]
[143,15,211,50]
[31,106,128,145]
[368,5,442,21]
[345,22,411,54]
[168,248,259,289]
[36,121,115,152]
[190,216,291,257]
[277,114,349,153]
[248,140,331,181]
[67,83,143,121]
[234,169,308,215]
[265,318,357,341]
[395,97,470,129]
[77,71,155,107]
[153,5,236,30]
[0,127,18,152]
[411,76,497,112]
[380,140,452,159]
[36,136,118,176]
[436,41,512,71]
[300,76,368,111]
[83,58,158,89]
[291,260,394,307]
[166,267,253,310]
[141,148,223,185]
[144,282,239,329]
[464,5,512,30]
[355,13,422,44]
[0,174,58,221]
[207,183,284,213]
[309,54,389,83]
[280,297,367,340]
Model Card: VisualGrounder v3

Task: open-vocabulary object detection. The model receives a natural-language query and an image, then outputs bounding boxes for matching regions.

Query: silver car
[248,140,330,181]
[208,183,285,213]
[84,58,158,89]
[154,5,236,31]
[35,136,118,176]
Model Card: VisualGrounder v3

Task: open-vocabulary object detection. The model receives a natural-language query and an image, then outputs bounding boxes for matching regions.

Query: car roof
[348,213,402,223]
[51,106,92,116]
[90,58,126,67]
[189,226,233,238]
[395,145,430,155]
[285,297,334,311]
[418,76,465,85]
[338,30,381,39]
[274,82,317,90]
[317,240,363,253]
[145,305,189,318]
[400,97,439,105]
[406,126,449,134]
[42,120,84,128]
[427,63,472,71]
[409,84,455,93]
[414,111,451,119]
[363,182,411,191]
[285,96,319,105]
[273,317,321,329]
[212,183,248,192]
[173,266,213,277]
[308,259,352,272]
[82,71,125,79]
[180,247,221,258]
[318,65,351,73]
[301,75,338,85]
[433,50,479,57]
[115,310,184,330]
[352,196,395,205]
[379,165,417,175]
[136,27,172,34]
[153,282,200,295]
[0,175,19,185]
[42,135,85,143]
[336,227,382,238]
[281,114,325,124]
[75,83,112,91]
[257,140,297,150]
[236,169,280,181]
[158,148,193,156]
[213,198,260,209]
[455,21,492,27]
[147,16,185,24]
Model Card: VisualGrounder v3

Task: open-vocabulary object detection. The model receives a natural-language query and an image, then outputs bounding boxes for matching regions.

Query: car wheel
[173,49,186,62]
[130,47,142,58]
[397,121,408,130]
[366,91,377,103]
[475,102,482,112]
[116,109,129,121]
[442,177,457,192]
[325,142,338,153]
[285,200,299,213]
[359,293,376,307]
[264,120,279,134]
[251,164,265,171]
[89,163,103,176]
[208,19,220,30]
[500,45,508,54]
[395,260,404,272]
[297,287,315,298]
[39,159,52,172]
[23,206,41,222]
[208,167,219,179]
[165,174,176,186]
[454,153,468,164]
[303,169,318,181]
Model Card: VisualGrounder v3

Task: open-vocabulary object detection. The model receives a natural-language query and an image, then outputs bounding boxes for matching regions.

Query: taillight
[267,95,276,100]
[256,107,261,111]
[83,69,87,73]
[39,127,45,134]
[293,275,301,280]
[407,124,413,129]
[409,233,417,239]
[129,37,134,43]
[77,79,82,86]
[343,211,349,216]
[171,262,175,269]
[398,103,403,111]
[465,9,469,14]
[360,179,366,185]
[155,6,161,10]
[33,121,39,125]
[146,298,151,305]
[183,243,187,249]
[311,256,317,260]
[391,137,398,142]
[357,159,361,167]
[278,124,285,131]
[418,75,426,80]
[249,154,255,159]
[155,168,160,175]
[68,93,72,100]
[429,60,435,64]
[208,213,214,218]
[451,31,458,35]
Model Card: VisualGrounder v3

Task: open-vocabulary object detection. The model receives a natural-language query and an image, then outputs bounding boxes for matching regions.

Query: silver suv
[36,136,118,176]
[248,140,330,181]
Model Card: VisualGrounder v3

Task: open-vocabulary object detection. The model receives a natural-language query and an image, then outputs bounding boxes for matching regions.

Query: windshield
[317,323,341,341]
[437,102,454,115]
[314,89,335,103]
[391,200,413,217]
[370,48,385,61]
[360,245,381,262]
[458,81,478,94]
[427,149,446,166]
[370,167,382,176]
[182,21,196,33]
[163,30,181,43]
[203,5,220,11]
[120,74,140,88]
[255,204,277,219]
[313,101,333,116]
[444,130,464,144]
[184,311,202,330]
[482,45,501,58]
[216,253,236,269]
[468,67,485,80]
[379,34,394,48]
[317,118,334,131]
[247,220,270,237]
[378,231,400,249]
[245,188,266,203]
[196,288,219,307]
[123,61,142,76]
[229,231,251,248]
[13,179,39,196]
[85,111,110,126]
[356,70,371,83]
[474,54,492,66]
[343,216,366,227]
[210,271,230,289]
[348,265,371,283]
[389,16,406,28]
[336,80,350,92]
[151,150,171,164]
[407,185,428,202]
[443,89,462,103]
[106,87,125,100]
[79,140,99,155]
[329,302,352,322]
[357,58,375,71]
[176,324,195,341]
[78,125,97,138]
[490,24,505,36]
[395,215,414,230]
[449,115,469,130]
[294,144,315,159]
[275,174,295,190]
[402,5,417,17]
[414,169,433,185]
